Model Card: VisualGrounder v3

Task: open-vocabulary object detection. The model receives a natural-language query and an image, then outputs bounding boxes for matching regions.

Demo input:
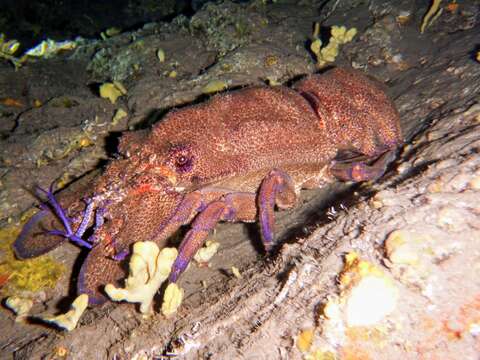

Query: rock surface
[1,1,479,359]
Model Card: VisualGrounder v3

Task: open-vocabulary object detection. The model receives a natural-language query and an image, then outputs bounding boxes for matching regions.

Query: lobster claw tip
[13,209,67,259]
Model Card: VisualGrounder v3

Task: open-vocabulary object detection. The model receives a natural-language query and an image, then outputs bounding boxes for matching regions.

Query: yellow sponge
[311,25,357,68]
[161,283,184,317]
[105,241,178,315]
[39,294,89,331]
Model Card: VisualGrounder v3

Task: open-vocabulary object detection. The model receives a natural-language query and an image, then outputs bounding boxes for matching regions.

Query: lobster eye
[174,154,193,172]
[169,144,194,173]
[176,155,188,167]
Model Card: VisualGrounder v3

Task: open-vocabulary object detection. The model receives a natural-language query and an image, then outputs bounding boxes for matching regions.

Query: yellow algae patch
[39,294,88,331]
[105,241,177,315]
[340,252,383,286]
[296,327,337,359]
[53,346,68,358]
[264,54,279,67]
[296,328,314,353]
[99,81,127,104]
[161,283,184,317]
[112,108,128,125]
[0,220,65,296]
[304,349,336,360]
[202,80,228,94]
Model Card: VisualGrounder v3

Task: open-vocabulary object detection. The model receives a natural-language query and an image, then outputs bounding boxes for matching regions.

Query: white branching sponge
[105,241,178,315]
[39,294,89,331]
[5,296,33,322]
[193,240,220,265]
[161,283,184,317]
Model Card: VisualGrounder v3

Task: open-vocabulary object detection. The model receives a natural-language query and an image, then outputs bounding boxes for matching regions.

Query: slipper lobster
[14,68,402,304]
